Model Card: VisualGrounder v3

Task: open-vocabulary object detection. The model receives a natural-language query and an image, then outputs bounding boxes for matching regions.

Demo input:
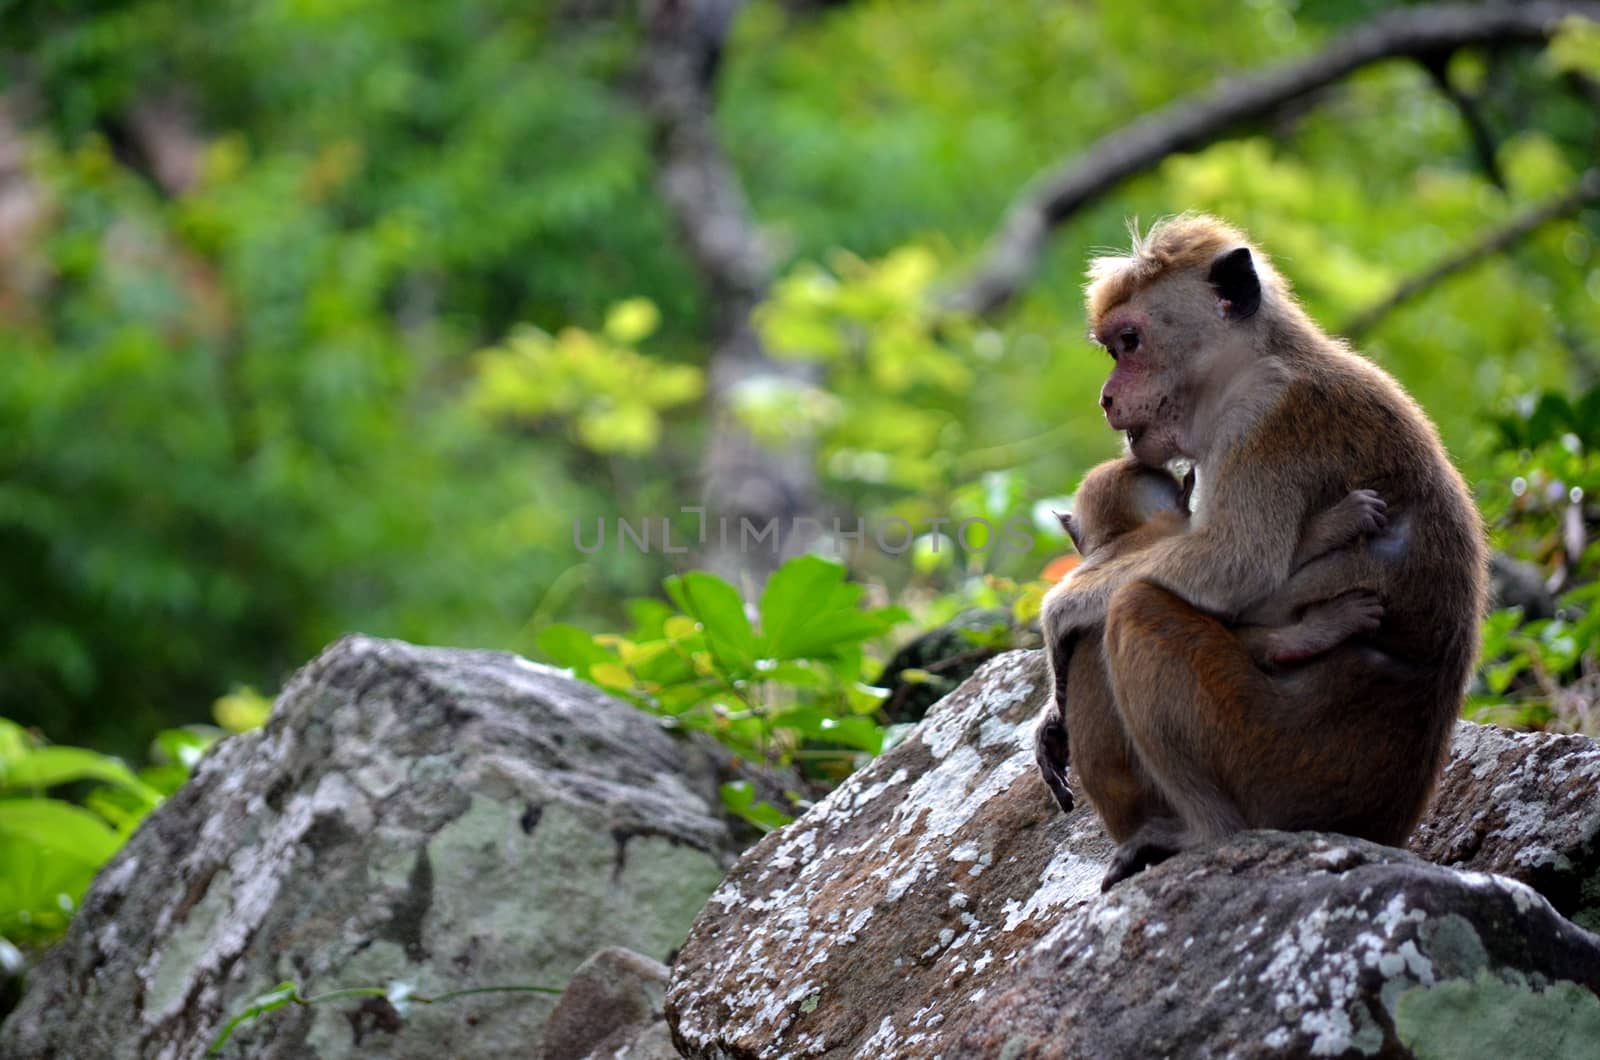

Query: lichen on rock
[666,649,1600,1058]
[0,636,760,1060]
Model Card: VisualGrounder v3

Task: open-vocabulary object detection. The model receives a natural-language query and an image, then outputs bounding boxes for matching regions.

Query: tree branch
[1342,169,1600,339]
[638,0,819,591]
[639,0,767,308]
[1417,52,1506,191]
[947,2,1600,317]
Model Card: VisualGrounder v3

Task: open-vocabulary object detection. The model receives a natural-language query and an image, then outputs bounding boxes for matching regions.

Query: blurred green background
[1,0,1598,769]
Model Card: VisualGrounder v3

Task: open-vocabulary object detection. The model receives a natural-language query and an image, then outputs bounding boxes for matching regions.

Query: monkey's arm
[1033,626,1077,813]
[1290,489,1387,572]
[1044,455,1307,643]
[1236,591,1384,666]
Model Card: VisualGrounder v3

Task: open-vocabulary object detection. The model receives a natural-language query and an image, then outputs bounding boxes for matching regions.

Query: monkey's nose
[1100,392,1114,411]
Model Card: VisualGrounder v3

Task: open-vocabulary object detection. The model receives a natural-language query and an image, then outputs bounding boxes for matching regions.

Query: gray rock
[540,946,677,1060]
[0,635,755,1059]
[665,649,1600,1058]
[1410,721,1600,932]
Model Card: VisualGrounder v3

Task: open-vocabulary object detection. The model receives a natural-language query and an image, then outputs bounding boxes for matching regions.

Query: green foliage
[0,720,174,945]
[0,696,264,951]
[1470,385,1600,734]
[470,299,704,455]
[754,246,1071,590]
[8,0,1595,762]
[540,556,906,786]
[1393,972,1600,1060]
[718,780,794,834]
[1,0,690,755]
[758,246,975,493]
[1546,16,1600,80]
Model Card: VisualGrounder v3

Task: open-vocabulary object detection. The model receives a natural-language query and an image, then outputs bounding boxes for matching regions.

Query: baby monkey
[1059,458,1387,667]
[1037,457,1387,835]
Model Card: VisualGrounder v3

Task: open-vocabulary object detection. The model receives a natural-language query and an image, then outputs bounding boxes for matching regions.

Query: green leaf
[779,610,900,661]
[815,715,883,754]
[151,728,220,771]
[0,748,159,807]
[589,663,635,691]
[213,687,273,733]
[665,572,758,677]
[0,834,94,945]
[846,681,890,714]
[759,556,847,659]
[0,719,31,764]
[603,297,661,345]
[536,623,611,677]
[83,786,150,832]
[626,598,677,639]
[718,781,794,833]
[0,798,122,867]
[756,659,831,689]
[1546,15,1600,79]
[630,643,698,686]
[770,707,884,753]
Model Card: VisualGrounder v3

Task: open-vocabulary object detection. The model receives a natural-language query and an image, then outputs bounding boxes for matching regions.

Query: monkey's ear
[1178,466,1197,513]
[1056,511,1086,554]
[1208,246,1261,320]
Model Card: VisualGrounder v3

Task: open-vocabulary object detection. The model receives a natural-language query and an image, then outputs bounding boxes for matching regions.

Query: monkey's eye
[1118,328,1140,355]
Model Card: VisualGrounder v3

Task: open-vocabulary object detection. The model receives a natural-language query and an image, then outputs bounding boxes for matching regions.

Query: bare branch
[639,0,768,308]
[948,2,1600,317]
[638,0,818,591]
[1342,169,1600,339]
[1417,52,1506,191]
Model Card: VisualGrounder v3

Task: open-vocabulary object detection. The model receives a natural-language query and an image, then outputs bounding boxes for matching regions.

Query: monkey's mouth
[1126,427,1146,448]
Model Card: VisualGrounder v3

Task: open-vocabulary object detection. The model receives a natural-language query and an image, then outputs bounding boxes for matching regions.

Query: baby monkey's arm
[1236,488,1388,666]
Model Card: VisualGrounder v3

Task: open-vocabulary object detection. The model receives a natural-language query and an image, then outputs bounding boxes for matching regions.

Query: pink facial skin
[1092,308,1168,456]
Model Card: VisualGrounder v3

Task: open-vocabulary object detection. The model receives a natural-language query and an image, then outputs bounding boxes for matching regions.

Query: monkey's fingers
[1346,488,1388,534]
[1039,763,1074,814]
[1033,714,1075,814]
[1320,588,1385,633]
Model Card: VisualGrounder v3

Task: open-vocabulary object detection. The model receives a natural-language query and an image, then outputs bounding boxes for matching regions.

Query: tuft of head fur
[1085,213,1284,328]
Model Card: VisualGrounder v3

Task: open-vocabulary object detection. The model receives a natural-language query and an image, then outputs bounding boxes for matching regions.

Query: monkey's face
[1090,249,1264,467]
[1092,296,1194,466]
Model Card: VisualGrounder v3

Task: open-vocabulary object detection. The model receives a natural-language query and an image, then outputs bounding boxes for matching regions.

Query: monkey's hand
[1293,488,1388,572]
[1269,590,1384,664]
[1338,488,1389,536]
[1033,707,1074,814]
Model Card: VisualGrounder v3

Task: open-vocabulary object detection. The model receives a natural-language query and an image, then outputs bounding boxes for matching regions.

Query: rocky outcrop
[8,635,1598,1060]
[0,635,774,1060]
[539,946,677,1060]
[665,649,1600,1058]
[1409,721,1600,931]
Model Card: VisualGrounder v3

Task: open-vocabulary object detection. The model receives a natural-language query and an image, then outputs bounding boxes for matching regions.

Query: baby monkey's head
[1058,457,1192,557]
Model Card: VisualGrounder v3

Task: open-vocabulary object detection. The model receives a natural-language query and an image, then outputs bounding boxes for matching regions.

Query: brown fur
[1036,216,1487,891]
[1041,458,1386,853]
[1067,457,1387,667]
[1086,214,1281,327]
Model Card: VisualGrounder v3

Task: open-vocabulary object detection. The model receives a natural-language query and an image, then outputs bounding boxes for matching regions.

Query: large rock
[665,649,1600,1058]
[539,946,677,1060]
[1409,721,1600,931]
[1,635,773,1060]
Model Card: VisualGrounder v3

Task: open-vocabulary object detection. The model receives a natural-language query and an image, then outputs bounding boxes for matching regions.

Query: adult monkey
[1036,215,1486,889]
